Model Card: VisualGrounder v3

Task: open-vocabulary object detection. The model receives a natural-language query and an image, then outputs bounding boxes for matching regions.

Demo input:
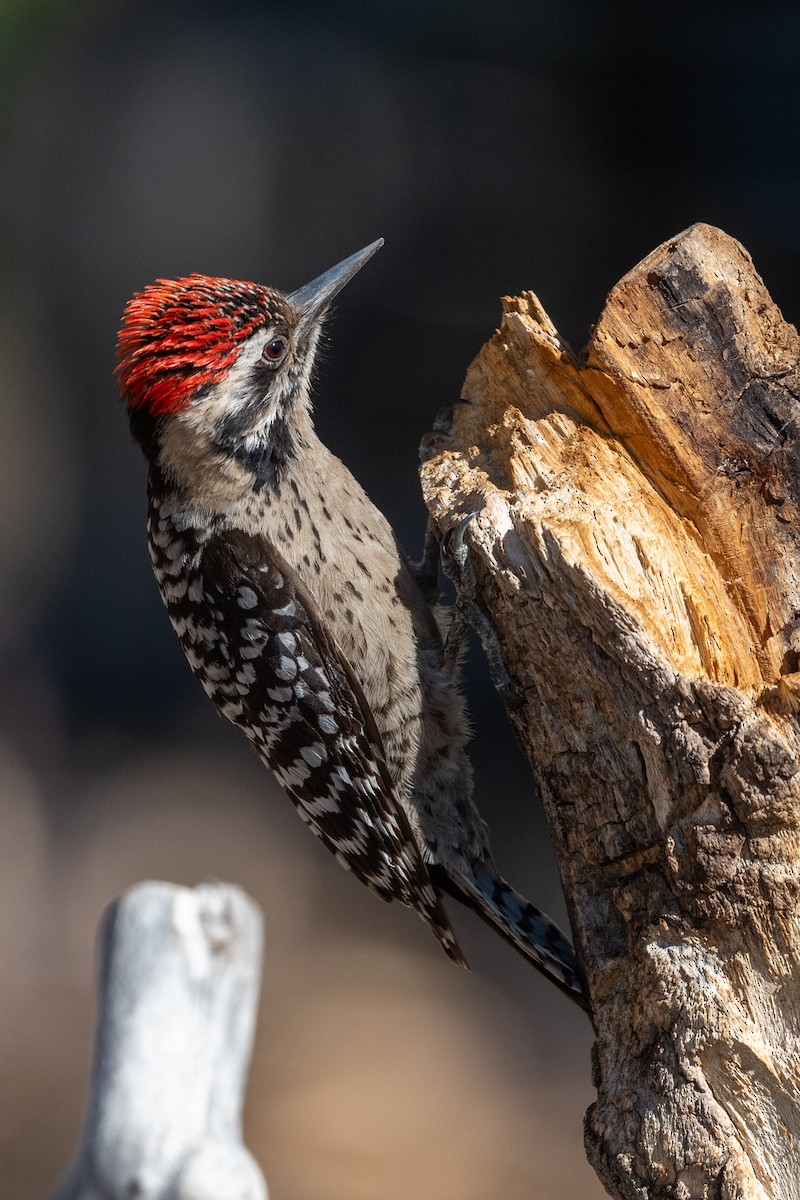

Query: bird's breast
[248,452,434,792]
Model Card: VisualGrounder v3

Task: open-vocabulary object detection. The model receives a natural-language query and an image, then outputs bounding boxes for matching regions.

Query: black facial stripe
[210,347,310,488]
[226,413,295,490]
[214,383,268,448]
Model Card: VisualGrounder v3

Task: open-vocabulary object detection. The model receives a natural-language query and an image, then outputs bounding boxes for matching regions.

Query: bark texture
[420,224,800,1199]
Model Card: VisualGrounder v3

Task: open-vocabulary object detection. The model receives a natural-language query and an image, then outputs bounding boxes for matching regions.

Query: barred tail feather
[425,908,470,968]
[363,862,469,968]
[437,861,590,1011]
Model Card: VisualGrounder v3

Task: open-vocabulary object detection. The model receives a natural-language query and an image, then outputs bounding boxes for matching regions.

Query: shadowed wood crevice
[420,224,800,1200]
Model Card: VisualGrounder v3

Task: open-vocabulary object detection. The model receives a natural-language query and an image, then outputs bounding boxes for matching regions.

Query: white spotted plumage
[121,250,590,1011]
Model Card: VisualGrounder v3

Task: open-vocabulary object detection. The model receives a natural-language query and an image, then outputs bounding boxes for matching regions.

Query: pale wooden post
[54,880,267,1200]
[421,224,800,1199]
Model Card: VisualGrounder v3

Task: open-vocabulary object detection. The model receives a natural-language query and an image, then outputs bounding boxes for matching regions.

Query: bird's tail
[438,860,590,1012]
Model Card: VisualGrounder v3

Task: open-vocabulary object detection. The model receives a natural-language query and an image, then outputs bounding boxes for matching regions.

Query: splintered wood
[421,224,800,1200]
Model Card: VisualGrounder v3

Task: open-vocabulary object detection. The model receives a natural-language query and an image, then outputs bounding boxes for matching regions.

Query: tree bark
[420,224,800,1199]
[53,881,266,1200]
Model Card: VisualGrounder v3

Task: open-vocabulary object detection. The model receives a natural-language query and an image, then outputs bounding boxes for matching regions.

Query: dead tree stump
[420,224,800,1199]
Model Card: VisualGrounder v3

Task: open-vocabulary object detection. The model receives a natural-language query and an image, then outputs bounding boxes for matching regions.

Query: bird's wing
[179,526,465,964]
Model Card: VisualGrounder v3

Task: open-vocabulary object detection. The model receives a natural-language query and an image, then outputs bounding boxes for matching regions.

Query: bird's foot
[418,398,470,464]
[413,401,472,604]
[440,514,520,705]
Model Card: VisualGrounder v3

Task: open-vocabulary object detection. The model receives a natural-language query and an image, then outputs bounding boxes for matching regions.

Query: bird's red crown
[116,274,282,416]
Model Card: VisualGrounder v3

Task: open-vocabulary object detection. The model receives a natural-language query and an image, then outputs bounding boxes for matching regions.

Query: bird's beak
[288,239,384,336]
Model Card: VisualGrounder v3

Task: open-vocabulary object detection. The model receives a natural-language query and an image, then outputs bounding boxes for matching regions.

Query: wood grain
[421,224,800,1199]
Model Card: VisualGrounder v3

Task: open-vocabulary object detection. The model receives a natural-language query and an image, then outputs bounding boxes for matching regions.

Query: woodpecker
[117,241,589,1011]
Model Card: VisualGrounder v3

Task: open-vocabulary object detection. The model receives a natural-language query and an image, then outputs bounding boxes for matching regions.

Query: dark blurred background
[2,2,799,1197]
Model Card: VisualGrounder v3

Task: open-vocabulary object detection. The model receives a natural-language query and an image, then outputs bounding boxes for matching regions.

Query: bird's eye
[263,336,289,366]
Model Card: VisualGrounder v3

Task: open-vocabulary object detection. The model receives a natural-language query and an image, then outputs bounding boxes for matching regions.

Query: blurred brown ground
[0,739,599,1199]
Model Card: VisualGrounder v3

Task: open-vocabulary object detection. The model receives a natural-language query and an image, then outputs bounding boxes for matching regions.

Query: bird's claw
[418,399,470,463]
[440,513,520,705]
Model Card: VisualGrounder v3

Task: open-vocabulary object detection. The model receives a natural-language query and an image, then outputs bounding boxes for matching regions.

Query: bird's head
[116,239,382,496]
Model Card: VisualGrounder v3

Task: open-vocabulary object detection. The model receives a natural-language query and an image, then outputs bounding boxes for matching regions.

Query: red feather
[116,274,282,416]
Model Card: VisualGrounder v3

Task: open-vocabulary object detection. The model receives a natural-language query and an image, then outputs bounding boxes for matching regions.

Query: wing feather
[173,526,465,965]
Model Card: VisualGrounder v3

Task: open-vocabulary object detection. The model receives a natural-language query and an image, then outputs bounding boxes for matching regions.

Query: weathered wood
[421,224,800,1199]
[53,881,266,1200]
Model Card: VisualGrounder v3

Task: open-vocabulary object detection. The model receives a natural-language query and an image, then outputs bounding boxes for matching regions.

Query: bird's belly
[245,458,450,813]
[305,534,426,795]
